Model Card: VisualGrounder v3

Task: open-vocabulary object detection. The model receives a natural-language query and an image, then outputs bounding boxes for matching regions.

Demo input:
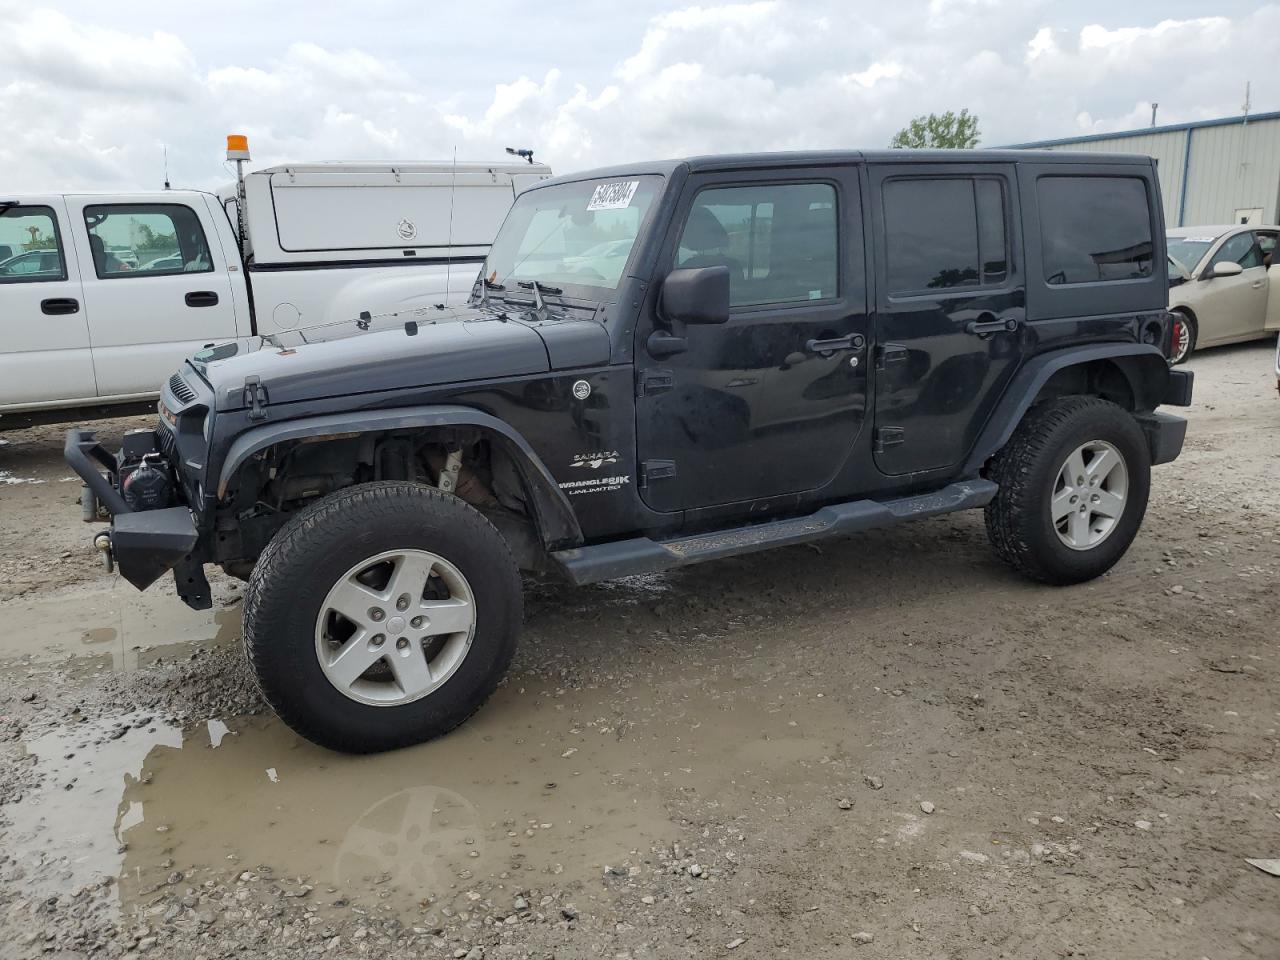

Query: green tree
[889,109,981,149]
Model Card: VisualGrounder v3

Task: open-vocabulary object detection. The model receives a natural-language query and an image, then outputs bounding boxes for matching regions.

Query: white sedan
[1167,224,1280,364]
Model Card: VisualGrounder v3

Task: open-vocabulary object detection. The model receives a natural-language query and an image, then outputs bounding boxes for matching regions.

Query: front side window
[83,204,212,279]
[0,205,66,283]
[1210,232,1263,271]
[677,182,837,307]
[1258,232,1278,267]
[482,176,662,296]
[882,177,1008,294]
[1038,177,1153,285]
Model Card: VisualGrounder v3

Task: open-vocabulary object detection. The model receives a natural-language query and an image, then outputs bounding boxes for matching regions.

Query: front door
[66,195,240,398]
[1201,231,1269,340]
[0,198,97,406]
[634,169,869,513]
[867,163,1025,476]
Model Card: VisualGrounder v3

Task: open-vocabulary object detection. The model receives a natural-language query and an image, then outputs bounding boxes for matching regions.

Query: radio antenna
[163,145,171,190]
[445,146,458,305]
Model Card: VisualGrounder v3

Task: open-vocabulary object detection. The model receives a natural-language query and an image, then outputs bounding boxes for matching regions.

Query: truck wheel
[984,397,1150,585]
[1169,310,1196,365]
[243,481,522,753]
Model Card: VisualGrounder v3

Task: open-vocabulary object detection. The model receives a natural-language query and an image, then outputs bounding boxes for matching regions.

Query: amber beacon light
[226,135,251,161]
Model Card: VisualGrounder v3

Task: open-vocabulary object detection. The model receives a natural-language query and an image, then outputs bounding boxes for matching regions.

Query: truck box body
[1,160,550,415]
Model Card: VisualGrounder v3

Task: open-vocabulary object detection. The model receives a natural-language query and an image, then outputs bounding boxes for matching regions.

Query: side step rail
[550,479,997,586]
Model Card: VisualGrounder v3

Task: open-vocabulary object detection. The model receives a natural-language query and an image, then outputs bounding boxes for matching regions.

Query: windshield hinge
[243,375,269,421]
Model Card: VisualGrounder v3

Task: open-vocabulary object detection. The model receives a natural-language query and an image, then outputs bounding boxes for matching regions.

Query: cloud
[2,1,1279,193]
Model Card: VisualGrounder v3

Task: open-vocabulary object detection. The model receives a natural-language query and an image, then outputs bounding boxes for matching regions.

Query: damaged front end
[64,379,213,610]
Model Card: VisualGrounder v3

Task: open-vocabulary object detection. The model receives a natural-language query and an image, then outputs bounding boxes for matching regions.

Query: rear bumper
[64,427,207,607]
[1134,411,1187,466]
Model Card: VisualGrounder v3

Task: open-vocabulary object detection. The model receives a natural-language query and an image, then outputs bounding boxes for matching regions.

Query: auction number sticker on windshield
[587,181,640,211]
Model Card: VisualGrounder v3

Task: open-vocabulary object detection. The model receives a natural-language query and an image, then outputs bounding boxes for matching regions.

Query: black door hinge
[875,343,909,371]
[639,459,677,488]
[636,368,675,398]
[243,375,269,421]
[873,427,905,453]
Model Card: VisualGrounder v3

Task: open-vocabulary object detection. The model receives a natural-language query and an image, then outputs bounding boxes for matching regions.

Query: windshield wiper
[477,275,505,307]
[516,280,563,313]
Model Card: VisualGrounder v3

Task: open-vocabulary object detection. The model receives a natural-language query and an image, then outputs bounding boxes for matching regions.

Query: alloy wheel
[1051,440,1129,551]
[314,549,475,706]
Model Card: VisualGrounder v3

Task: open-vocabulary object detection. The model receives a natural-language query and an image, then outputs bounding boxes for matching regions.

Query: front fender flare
[964,343,1172,475]
[215,405,582,549]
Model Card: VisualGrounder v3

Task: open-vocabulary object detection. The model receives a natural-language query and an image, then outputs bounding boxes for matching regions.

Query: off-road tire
[984,397,1151,585]
[243,481,522,753]
[1170,310,1197,365]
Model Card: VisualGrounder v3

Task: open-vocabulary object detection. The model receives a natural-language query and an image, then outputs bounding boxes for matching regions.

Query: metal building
[1006,111,1280,228]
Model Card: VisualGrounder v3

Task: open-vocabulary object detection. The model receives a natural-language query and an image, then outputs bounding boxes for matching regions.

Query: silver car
[1166,224,1280,364]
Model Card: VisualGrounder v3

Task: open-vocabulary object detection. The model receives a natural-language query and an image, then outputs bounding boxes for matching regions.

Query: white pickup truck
[0,156,550,417]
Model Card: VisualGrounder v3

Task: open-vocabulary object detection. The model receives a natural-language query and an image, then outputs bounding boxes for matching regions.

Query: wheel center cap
[386,615,407,636]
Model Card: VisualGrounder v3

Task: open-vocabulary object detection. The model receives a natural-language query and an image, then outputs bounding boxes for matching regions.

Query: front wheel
[984,397,1151,585]
[243,481,522,753]
[1169,310,1197,365]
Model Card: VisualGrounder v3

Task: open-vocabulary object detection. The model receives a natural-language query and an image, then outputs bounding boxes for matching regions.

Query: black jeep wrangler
[67,150,1193,753]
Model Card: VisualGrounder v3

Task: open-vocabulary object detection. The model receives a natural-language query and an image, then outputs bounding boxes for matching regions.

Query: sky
[3,0,1279,193]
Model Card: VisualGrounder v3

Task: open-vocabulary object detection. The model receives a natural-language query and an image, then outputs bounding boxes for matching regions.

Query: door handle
[185,291,219,307]
[1251,280,1265,289]
[805,333,865,355]
[40,297,80,315]
[964,316,1020,336]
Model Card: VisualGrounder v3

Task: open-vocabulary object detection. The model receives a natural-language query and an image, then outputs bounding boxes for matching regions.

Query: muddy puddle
[0,581,240,671]
[6,668,860,920]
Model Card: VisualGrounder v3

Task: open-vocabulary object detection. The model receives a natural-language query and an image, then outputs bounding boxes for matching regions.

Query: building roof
[1002,110,1280,149]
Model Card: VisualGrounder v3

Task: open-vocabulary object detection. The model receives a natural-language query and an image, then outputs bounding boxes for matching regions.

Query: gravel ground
[0,341,1278,960]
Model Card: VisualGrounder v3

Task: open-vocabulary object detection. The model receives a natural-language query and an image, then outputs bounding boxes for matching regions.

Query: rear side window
[1037,177,1153,285]
[882,177,1008,294]
[83,203,213,279]
[0,205,67,283]
[677,182,838,307]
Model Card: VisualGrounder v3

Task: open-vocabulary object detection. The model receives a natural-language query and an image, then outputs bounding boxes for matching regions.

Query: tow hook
[93,532,114,574]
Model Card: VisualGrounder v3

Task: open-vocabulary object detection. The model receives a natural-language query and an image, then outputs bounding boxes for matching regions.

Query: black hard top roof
[538,149,1152,188]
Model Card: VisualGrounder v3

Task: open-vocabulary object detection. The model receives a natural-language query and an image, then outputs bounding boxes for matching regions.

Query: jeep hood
[196,311,610,412]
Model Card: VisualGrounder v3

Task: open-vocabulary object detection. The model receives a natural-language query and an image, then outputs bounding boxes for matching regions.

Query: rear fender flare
[965,343,1171,475]
[215,404,582,549]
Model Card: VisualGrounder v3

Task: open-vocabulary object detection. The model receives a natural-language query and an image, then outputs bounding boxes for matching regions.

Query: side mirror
[662,266,730,325]
[1206,260,1244,279]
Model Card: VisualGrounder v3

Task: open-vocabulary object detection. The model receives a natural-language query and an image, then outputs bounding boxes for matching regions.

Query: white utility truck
[0,137,550,418]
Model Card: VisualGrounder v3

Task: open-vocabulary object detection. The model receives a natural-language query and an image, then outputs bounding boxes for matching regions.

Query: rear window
[1038,177,1154,285]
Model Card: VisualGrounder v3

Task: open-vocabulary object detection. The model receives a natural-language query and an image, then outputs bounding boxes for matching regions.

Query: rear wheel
[984,397,1150,585]
[1169,310,1197,365]
[243,481,522,753]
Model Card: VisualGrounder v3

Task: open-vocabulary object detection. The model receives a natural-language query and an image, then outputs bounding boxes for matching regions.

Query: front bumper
[64,428,209,608]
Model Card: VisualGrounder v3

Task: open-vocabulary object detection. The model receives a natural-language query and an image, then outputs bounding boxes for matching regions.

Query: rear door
[66,195,239,397]
[634,166,869,512]
[0,199,97,406]
[867,163,1023,476]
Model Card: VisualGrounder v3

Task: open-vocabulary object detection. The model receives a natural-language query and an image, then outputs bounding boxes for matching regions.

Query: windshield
[1167,236,1214,273]
[481,175,663,297]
